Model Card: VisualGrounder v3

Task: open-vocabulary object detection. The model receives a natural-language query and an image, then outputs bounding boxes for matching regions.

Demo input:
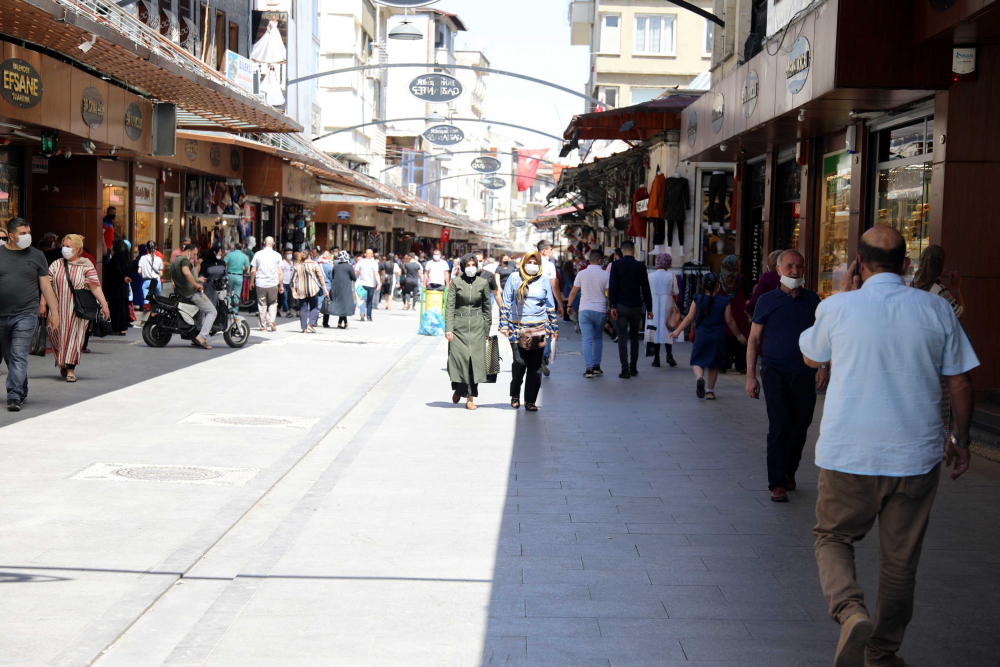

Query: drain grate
[88,339,141,346]
[176,413,319,430]
[70,463,260,486]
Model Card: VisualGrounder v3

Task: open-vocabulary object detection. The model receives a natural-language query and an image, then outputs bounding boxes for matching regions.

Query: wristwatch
[949,433,971,450]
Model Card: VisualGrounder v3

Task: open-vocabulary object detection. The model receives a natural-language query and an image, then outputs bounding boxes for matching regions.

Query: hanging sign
[124,103,143,141]
[711,93,725,134]
[230,147,241,171]
[423,124,465,146]
[409,73,464,103]
[184,139,199,162]
[81,87,105,129]
[31,155,48,174]
[209,143,222,168]
[337,210,351,220]
[786,36,810,94]
[471,156,501,173]
[741,69,759,118]
[512,219,528,228]
[134,178,156,209]
[481,176,507,190]
[0,58,43,108]
[687,111,698,148]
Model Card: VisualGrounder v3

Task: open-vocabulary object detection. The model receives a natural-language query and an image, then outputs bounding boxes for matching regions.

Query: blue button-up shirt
[799,272,979,476]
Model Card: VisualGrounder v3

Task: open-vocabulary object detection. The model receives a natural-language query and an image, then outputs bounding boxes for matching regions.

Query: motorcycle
[142,264,251,349]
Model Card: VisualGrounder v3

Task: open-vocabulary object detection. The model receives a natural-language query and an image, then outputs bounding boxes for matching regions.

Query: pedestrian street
[1,310,998,666]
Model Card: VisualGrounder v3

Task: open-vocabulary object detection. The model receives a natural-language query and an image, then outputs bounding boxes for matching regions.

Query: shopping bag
[29,317,47,357]
[485,335,501,382]
[240,278,250,302]
[91,312,113,338]
[417,310,445,336]
[549,337,558,363]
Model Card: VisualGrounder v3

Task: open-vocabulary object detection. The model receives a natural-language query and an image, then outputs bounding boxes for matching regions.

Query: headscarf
[911,245,946,291]
[516,251,543,303]
[721,254,739,277]
[337,250,351,264]
[123,239,132,252]
[137,243,147,257]
[655,252,673,270]
[458,252,478,282]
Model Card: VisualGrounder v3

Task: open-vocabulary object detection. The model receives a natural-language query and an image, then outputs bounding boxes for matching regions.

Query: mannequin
[646,166,668,253]
[707,170,729,225]
[664,172,690,260]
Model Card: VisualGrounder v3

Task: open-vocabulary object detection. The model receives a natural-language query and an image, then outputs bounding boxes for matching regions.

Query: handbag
[91,311,113,338]
[320,297,335,316]
[517,324,548,351]
[29,317,47,356]
[485,335,501,382]
[63,259,99,321]
[667,304,681,329]
[146,256,160,295]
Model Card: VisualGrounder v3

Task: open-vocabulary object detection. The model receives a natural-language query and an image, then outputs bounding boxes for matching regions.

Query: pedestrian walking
[356,249,380,322]
[537,240,564,377]
[744,250,826,502]
[746,249,783,316]
[499,252,558,411]
[249,236,283,332]
[566,249,609,378]
[496,254,515,293]
[328,251,357,328]
[445,254,492,410]
[290,252,328,334]
[127,243,144,326]
[318,251,335,327]
[799,226,978,667]
[280,249,294,317]
[380,253,400,311]
[45,235,110,383]
[423,250,450,291]
[401,253,422,310]
[170,244,215,349]
[608,240,653,379]
[647,252,680,368]
[224,243,249,313]
[105,240,133,335]
[669,272,746,399]
[0,218,61,411]
[719,255,751,373]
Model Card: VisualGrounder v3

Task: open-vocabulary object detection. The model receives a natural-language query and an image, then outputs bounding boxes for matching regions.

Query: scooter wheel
[142,320,171,348]
[224,320,251,348]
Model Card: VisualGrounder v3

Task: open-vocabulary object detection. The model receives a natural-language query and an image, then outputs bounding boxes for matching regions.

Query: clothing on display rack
[647,171,667,219]
[707,172,729,224]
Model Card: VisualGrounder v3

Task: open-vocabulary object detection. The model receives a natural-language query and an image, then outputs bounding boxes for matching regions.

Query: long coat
[647,269,679,344]
[445,276,492,385]
[328,262,357,317]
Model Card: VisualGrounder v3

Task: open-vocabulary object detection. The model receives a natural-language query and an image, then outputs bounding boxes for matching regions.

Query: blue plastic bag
[418,310,445,336]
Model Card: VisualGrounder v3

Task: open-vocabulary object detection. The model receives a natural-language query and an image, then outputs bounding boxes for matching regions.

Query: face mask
[61,247,75,260]
[108,213,116,220]
[780,275,805,290]
[15,233,31,249]
[285,254,292,260]
[433,254,440,261]
[464,266,477,277]
[524,263,540,276]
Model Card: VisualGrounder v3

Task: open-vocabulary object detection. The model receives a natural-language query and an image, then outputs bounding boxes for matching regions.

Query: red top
[746,271,780,316]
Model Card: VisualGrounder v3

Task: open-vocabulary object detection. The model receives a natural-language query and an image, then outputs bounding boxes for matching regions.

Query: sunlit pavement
[1,308,999,666]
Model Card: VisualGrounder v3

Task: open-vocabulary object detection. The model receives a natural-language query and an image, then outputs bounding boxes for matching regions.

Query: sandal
[60,368,68,378]
[705,390,716,400]
[510,398,520,409]
[466,400,477,411]
[193,338,213,350]
[66,373,76,383]
[525,403,538,412]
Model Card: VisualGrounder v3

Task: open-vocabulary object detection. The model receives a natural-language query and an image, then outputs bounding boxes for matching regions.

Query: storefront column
[761,151,775,257]
[847,120,869,266]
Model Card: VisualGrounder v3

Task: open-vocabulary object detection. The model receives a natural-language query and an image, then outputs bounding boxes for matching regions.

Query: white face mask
[285,254,292,260]
[15,233,31,249]
[780,275,805,290]
[61,247,76,260]
[464,266,477,277]
[524,263,540,276]
[433,254,440,261]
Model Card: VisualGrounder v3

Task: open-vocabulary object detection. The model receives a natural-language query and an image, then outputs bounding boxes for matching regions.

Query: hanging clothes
[647,172,667,219]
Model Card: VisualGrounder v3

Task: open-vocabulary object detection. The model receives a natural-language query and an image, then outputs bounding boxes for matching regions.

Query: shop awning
[563,94,700,141]
[537,204,584,219]
[1,0,300,133]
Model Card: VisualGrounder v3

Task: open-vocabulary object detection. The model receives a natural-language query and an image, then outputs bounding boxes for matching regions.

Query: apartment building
[569,0,714,110]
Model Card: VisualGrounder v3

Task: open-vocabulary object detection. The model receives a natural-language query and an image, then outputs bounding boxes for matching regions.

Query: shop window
[635,15,676,55]
[773,159,802,252]
[229,21,239,56]
[0,160,22,228]
[704,20,713,57]
[215,10,227,71]
[597,85,618,109]
[102,182,129,243]
[599,14,620,54]
[818,152,851,298]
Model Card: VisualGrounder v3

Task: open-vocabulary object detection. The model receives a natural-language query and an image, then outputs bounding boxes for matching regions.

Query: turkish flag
[516,148,549,192]
[440,228,451,245]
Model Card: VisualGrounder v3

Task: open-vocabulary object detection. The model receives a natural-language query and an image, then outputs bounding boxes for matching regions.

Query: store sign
[635,198,649,214]
[134,180,155,208]
[225,50,255,94]
[337,210,351,220]
[184,139,199,162]
[31,155,48,174]
[711,93,725,134]
[0,58,42,108]
[124,103,143,141]
[423,124,465,146]
[471,156,501,173]
[687,111,698,148]
[953,47,976,75]
[230,147,241,171]
[408,73,463,103]
[741,69,759,118]
[81,87,105,129]
[209,143,222,168]
[785,36,810,94]
[481,176,506,190]
[512,219,528,228]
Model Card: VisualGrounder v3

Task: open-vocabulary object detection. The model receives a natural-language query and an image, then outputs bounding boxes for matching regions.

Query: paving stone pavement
[2,307,999,666]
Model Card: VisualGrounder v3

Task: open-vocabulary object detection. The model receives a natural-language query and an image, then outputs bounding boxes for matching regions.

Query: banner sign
[225,50,255,95]
[409,73,463,103]
[423,124,465,146]
[471,156,501,173]
[0,58,42,108]
[481,177,507,190]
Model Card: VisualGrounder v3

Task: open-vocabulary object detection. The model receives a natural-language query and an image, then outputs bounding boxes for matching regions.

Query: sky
[437,0,591,152]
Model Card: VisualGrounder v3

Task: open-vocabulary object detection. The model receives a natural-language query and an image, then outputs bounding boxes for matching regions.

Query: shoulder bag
[517,324,548,351]
[145,255,160,295]
[91,311,112,338]
[63,259,100,321]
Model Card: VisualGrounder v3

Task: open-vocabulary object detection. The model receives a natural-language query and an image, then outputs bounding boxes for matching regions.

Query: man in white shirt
[249,237,283,331]
[423,250,451,291]
[356,249,380,322]
[799,226,978,667]
[567,249,610,378]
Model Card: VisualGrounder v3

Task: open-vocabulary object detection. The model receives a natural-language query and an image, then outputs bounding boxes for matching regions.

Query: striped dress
[47,258,99,368]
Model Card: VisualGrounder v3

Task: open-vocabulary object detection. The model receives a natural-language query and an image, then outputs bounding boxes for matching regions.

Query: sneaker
[592,366,604,375]
[696,377,706,398]
[584,368,594,378]
[619,369,631,379]
[629,366,638,376]
[7,400,21,412]
[835,613,873,667]
[542,363,550,377]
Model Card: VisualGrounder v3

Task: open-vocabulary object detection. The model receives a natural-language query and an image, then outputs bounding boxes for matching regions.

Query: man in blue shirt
[746,249,827,503]
[799,226,978,667]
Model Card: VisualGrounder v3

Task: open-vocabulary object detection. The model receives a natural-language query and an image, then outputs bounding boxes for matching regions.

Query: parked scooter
[142,265,251,348]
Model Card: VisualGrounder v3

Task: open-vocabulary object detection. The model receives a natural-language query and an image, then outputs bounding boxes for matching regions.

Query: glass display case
[818,152,851,298]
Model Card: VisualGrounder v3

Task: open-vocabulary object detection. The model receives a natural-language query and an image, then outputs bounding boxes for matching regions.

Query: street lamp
[389,9,423,41]
[425,111,446,122]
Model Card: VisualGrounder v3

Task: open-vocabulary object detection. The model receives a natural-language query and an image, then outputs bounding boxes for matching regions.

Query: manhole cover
[114,466,223,482]
[210,416,292,427]
[177,413,319,430]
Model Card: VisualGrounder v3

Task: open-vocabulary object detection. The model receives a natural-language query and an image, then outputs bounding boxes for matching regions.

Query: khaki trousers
[256,285,279,329]
[813,464,940,664]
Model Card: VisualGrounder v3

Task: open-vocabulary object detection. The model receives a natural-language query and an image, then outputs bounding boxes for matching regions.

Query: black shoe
[7,400,21,412]
[592,366,603,375]
[584,368,594,378]
[619,370,631,379]
[629,367,638,376]
[652,358,661,367]
[667,355,677,367]
[542,363,550,377]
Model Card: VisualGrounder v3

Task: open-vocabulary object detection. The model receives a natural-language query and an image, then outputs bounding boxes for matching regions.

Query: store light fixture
[0,121,24,130]
[425,111,446,122]
[12,130,39,141]
[78,34,97,53]
[389,10,422,41]
[109,146,117,155]
[82,141,95,154]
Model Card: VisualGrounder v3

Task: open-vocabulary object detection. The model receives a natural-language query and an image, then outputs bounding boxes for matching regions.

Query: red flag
[516,148,549,192]
[440,227,451,246]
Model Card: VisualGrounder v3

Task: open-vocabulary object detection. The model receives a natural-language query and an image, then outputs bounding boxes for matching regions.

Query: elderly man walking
[249,236,283,332]
[746,249,828,502]
[799,226,978,667]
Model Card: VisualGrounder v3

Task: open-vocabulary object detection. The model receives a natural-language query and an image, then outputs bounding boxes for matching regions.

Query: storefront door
[773,158,802,252]
[102,180,129,242]
[818,152,851,298]
[0,150,23,227]
[133,176,157,248]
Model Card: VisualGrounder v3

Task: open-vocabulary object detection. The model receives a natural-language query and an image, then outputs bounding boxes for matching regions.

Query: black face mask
[108,213,116,220]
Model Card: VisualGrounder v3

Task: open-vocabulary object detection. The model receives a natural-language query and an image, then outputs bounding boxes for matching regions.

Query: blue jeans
[280,284,291,313]
[579,309,605,370]
[299,294,320,329]
[0,312,36,403]
[363,286,376,318]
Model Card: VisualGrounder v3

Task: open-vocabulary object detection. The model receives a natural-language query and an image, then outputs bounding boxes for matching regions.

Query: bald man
[746,249,826,503]
[799,226,979,667]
